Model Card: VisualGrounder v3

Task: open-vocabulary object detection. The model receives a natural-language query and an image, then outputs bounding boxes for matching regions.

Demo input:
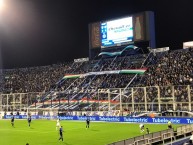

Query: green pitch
[0,120,180,145]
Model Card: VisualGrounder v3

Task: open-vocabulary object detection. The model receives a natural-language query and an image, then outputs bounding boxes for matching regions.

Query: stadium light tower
[0,0,4,9]
[0,0,4,69]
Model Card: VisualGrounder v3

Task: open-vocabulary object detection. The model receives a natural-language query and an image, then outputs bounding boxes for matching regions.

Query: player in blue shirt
[58,126,64,141]
[86,117,90,129]
[28,115,32,127]
[146,128,150,134]
[11,116,14,127]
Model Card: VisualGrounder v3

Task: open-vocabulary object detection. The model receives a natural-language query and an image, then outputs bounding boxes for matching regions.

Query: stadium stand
[0,48,193,112]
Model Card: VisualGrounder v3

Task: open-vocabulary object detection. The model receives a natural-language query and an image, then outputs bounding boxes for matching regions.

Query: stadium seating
[1,48,193,112]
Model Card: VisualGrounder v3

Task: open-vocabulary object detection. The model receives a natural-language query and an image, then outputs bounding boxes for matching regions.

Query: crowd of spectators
[136,48,193,87]
[2,62,74,93]
[1,52,148,94]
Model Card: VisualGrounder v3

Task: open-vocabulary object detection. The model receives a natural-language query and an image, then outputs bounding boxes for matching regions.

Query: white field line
[0,124,100,134]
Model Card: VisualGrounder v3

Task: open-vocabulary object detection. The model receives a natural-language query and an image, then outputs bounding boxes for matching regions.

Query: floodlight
[0,0,4,10]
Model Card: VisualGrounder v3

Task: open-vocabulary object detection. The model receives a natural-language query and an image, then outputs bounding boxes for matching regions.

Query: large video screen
[101,17,133,47]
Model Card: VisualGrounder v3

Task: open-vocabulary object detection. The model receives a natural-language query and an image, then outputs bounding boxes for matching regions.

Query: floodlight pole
[108,90,110,111]
[151,98,157,112]
[119,88,122,115]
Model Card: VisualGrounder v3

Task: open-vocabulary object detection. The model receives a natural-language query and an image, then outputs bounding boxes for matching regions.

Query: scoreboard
[101,16,133,47]
[89,11,155,49]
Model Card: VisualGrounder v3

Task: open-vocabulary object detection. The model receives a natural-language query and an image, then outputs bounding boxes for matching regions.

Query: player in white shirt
[139,124,145,133]
[56,119,61,130]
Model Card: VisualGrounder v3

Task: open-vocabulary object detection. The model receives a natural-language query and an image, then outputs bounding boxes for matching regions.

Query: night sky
[0,0,193,69]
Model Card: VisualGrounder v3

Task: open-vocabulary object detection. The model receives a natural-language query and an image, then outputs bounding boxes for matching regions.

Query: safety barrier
[108,125,193,145]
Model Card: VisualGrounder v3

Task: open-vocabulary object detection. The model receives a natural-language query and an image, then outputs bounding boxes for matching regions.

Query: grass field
[0,119,181,145]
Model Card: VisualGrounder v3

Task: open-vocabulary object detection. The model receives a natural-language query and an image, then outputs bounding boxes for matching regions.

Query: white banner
[74,57,89,62]
[183,41,193,49]
[81,70,120,77]
[151,47,169,53]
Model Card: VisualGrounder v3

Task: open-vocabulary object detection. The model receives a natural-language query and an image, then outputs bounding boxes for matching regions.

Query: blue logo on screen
[102,33,106,39]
